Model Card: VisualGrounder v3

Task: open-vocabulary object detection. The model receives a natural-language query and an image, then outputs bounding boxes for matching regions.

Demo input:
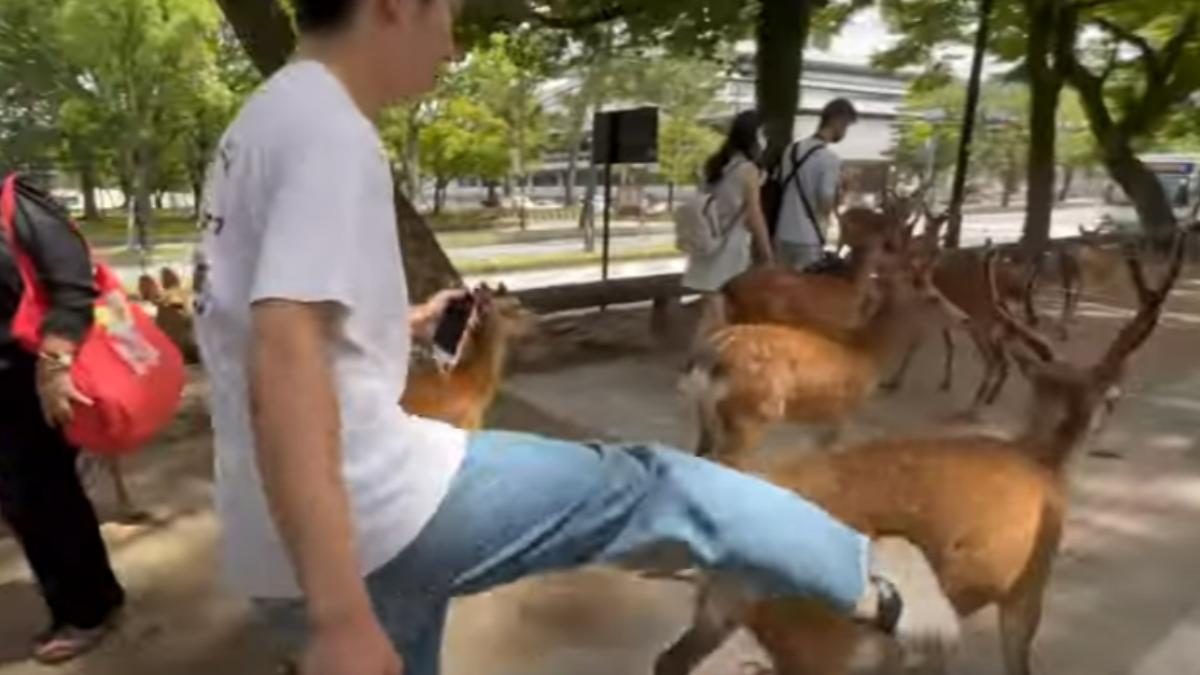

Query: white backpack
[674,162,746,256]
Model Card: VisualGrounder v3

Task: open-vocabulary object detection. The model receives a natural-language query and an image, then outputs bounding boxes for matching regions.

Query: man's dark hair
[295,0,436,32]
[820,98,859,127]
[294,0,357,32]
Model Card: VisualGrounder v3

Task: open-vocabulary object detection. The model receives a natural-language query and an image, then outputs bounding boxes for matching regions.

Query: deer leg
[654,598,738,675]
[939,330,955,392]
[968,333,998,416]
[816,423,845,451]
[722,420,766,464]
[746,602,860,675]
[998,581,1047,675]
[107,458,151,524]
[985,349,1011,406]
[881,338,920,393]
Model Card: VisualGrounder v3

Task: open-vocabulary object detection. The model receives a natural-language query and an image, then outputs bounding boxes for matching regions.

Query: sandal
[32,622,116,665]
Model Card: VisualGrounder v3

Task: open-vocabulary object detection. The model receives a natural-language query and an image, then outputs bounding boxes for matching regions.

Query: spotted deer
[682,253,968,461]
[656,231,1187,675]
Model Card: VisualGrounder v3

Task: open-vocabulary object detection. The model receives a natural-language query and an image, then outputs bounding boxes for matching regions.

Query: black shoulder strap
[788,142,828,247]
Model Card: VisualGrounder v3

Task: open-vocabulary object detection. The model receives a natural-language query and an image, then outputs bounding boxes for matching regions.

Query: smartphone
[432,294,475,368]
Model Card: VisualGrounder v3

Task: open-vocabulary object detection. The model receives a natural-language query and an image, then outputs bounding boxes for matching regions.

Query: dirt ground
[3,261,1200,675]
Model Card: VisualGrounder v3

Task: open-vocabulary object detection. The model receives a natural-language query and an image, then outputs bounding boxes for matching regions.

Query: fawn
[402,284,538,430]
[683,252,968,461]
[656,232,1187,675]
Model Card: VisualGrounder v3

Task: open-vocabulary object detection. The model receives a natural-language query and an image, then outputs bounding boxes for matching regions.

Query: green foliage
[659,117,723,186]
[894,78,1099,194]
[419,97,510,186]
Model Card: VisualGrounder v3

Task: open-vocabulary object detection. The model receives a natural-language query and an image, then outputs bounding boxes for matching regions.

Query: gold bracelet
[37,351,74,372]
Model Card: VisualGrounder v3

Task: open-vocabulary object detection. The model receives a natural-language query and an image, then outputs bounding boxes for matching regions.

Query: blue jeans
[259,431,868,675]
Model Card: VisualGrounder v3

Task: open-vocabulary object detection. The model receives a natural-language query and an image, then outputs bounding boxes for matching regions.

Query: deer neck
[1017,398,1093,472]
[459,320,509,402]
[855,292,916,368]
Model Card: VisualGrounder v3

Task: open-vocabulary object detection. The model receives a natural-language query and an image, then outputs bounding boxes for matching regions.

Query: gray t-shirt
[775,138,842,245]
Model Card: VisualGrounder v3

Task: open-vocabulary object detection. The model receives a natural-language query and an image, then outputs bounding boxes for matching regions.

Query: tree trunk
[394,186,460,301]
[80,162,100,222]
[1021,0,1061,253]
[118,169,132,210]
[756,0,812,167]
[216,0,460,299]
[192,178,203,220]
[668,182,675,212]
[1106,145,1177,235]
[1057,166,1074,203]
[563,104,589,207]
[132,146,154,251]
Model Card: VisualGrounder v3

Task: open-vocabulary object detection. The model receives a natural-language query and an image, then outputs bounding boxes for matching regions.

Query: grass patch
[96,243,195,268]
[454,244,679,276]
[81,212,199,243]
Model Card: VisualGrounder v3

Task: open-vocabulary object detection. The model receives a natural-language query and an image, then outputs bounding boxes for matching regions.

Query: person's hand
[411,288,471,343]
[35,360,92,427]
[302,617,402,675]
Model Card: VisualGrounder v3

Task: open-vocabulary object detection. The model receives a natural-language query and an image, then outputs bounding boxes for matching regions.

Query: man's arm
[249,300,399,674]
[817,155,843,221]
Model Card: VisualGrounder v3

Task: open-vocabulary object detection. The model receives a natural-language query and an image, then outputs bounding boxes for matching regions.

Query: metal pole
[602,160,613,281]
[945,0,995,248]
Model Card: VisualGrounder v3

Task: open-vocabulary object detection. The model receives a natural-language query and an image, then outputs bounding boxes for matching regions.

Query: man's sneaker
[869,537,961,654]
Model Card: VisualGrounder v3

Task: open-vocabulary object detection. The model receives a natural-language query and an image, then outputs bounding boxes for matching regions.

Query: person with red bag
[0,175,124,663]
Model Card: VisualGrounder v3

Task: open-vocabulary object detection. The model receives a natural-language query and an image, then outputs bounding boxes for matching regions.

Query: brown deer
[719,235,901,337]
[402,284,538,430]
[683,254,968,461]
[881,239,1045,414]
[655,232,1187,675]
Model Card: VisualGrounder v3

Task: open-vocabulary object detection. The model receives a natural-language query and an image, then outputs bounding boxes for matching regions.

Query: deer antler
[1095,231,1187,381]
[984,249,1059,363]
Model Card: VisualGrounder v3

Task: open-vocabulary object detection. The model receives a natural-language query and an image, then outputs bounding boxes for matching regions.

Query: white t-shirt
[775,138,842,245]
[194,61,467,599]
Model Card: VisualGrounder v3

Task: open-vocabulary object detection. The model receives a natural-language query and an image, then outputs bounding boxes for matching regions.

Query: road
[110,204,1104,291]
[470,203,1105,290]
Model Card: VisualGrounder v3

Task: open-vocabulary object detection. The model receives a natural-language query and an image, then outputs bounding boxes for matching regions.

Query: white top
[682,158,756,292]
[194,61,467,598]
[775,138,842,245]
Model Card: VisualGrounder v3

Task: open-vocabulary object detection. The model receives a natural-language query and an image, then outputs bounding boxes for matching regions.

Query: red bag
[1,174,185,455]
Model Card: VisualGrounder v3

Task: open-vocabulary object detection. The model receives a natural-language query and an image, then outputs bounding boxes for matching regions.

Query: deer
[656,231,1188,675]
[138,267,200,364]
[719,231,903,338]
[682,252,969,462]
[401,284,538,430]
[880,221,1048,414]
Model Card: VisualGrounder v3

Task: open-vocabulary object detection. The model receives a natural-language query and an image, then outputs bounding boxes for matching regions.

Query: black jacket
[0,177,96,352]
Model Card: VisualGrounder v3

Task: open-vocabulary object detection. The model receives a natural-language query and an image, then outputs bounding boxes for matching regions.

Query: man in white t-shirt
[774,99,858,269]
[195,2,957,674]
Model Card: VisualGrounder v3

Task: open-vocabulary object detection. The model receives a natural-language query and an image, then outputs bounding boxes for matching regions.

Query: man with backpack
[771,98,858,269]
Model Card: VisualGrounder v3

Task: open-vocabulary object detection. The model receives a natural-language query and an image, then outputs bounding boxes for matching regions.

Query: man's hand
[410,288,471,343]
[302,616,402,675]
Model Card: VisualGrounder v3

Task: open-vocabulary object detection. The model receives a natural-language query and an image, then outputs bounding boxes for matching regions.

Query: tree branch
[1160,12,1199,77]
[1090,17,1160,80]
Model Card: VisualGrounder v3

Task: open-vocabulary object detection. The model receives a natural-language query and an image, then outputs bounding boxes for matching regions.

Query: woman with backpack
[0,176,125,663]
[680,111,774,294]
